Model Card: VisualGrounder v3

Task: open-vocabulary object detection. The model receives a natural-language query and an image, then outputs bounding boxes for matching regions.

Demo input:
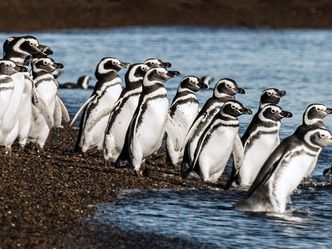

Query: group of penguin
[1,35,331,214]
[70,54,332,213]
[0,36,69,155]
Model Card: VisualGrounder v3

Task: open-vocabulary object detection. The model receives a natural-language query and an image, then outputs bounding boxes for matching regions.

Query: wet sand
[1,0,332,31]
[0,126,227,248]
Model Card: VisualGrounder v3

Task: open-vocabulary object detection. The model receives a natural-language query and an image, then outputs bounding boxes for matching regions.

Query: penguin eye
[231,105,236,109]
[271,109,276,113]
[226,83,231,88]
[320,133,327,138]
[43,61,47,65]
[316,107,322,111]
[267,91,272,96]
[5,64,9,67]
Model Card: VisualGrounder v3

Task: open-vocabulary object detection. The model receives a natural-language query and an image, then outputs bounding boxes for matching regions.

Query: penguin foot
[116,159,129,168]
[35,144,45,156]
[16,146,26,156]
[104,160,113,168]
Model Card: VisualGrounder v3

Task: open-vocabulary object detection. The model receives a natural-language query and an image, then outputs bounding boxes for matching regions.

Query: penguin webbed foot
[16,145,26,156]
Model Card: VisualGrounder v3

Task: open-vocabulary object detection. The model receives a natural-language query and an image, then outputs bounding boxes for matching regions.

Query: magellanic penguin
[165,76,209,167]
[103,63,150,164]
[295,103,332,178]
[184,100,252,183]
[200,75,214,87]
[144,58,171,69]
[182,78,246,171]
[72,57,130,153]
[125,67,180,175]
[27,58,64,151]
[3,35,53,151]
[0,60,27,154]
[226,88,289,188]
[229,104,292,188]
[59,75,92,89]
[234,127,332,213]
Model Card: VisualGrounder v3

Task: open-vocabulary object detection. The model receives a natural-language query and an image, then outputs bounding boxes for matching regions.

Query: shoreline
[1,1,332,32]
[0,126,227,248]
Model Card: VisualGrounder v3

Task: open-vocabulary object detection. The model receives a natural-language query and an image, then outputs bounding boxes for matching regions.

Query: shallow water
[1,27,332,247]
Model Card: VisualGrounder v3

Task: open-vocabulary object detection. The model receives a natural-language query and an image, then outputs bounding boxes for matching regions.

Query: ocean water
[1,27,331,247]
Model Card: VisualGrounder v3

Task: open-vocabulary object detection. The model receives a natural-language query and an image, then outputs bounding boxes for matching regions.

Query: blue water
[1,27,332,247]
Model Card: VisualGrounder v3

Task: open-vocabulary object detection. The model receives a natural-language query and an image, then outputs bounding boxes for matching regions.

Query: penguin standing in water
[182,78,246,171]
[0,60,27,154]
[226,88,289,188]
[103,63,150,164]
[27,57,64,151]
[125,67,180,175]
[235,127,332,213]
[184,100,252,183]
[2,35,53,152]
[165,76,209,167]
[72,57,130,153]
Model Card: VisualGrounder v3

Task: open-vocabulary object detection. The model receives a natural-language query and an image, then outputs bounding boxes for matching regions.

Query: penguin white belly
[271,151,315,213]
[198,127,237,183]
[17,75,33,146]
[240,134,278,186]
[0,76,14,124]
[166,102,199,164]
[104,95,139,162]
[82,85,122,152]
[130,98,168,171]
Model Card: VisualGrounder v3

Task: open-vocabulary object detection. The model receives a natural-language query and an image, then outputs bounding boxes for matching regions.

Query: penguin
[184,100,252,183]
[182,78,246,170]
[73,57,130,153]
[3,35,53,151]
[103,63,150,164]
[125,67,180,175]
[27,57,64,151]
[165,76,208,167]
[200,75,214,87]
[226,88,288,188]
[0,60,27,154]
[229,104,292,187]
[144,58,171,68]
[234,127,332,213]
[59,75,92,89]
[295,103,332,177]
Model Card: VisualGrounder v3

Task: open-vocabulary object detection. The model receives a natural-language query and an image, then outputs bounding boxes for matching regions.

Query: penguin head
[304,128,332,149]
[144,67,180,86]
[77,75,91,89]
[4,36,51,61]
[32,58,64,74]
[221,100,252,118]
[303,104,332,125]
[0,60,28,75]
[95,57,130,79]
[200,75,214,88]
[125,63,150,87]
[179,76,208,92]
[214,78,245,98]
[260,88,286,107]
[144,58,171,68]
[259,104,293,123]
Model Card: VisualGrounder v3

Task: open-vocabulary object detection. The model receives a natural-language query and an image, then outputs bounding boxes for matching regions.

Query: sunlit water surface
[1,27,331,247]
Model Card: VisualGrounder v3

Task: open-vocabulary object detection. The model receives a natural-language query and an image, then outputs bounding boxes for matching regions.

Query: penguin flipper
[86,99,119,132]
[70,95,95,126]
[191,120,215,171]
[165,114,182,151]
[56,95,70,123]
[33,91,54,128]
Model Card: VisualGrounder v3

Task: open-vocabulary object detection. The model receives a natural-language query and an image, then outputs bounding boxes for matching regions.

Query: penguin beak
[120,62,130,68]
[325,108,332,114]
[237,87,245,94]
[280,110,293,118]
[165,70,181,78]
[277,90,287,97]
[162,62,172,68]
[38,44,53,55]
[56,63,64,69]
[241,107,252,115]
